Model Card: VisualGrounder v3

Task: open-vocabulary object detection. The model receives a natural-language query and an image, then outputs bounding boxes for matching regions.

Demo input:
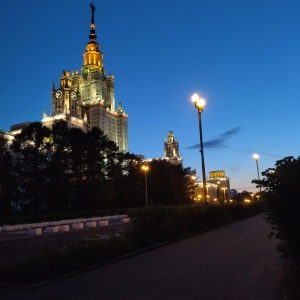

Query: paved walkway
[1,215,288,300]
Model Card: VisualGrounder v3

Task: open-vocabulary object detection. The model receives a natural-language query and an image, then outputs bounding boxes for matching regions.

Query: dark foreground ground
[0,219,128,265]
[1,215,288,300]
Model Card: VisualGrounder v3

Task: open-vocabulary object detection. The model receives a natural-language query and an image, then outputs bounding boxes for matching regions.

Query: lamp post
[253,154,262,199]
[191,175,197,200]
[216,181,221,203]
[141,165,149,207]
[191,93,207,202]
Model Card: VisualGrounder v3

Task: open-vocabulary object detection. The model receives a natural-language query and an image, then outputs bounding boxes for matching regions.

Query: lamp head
[141,165,149,171]
[191,93,206,111]
[191,93,200,103]
[253,154,259,161]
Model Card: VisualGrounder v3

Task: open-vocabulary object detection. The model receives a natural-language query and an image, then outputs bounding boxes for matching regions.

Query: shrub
[127,203,260,248]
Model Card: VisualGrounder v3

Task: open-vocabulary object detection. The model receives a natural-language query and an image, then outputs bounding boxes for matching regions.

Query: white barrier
[86,221,97,228]
[3,225,13,231]
[98,219,109,226]
[45,226,59,233]
[59,224,70,232]
[0,215,128,233]
[71,223,84,230]
[28,228,42,235]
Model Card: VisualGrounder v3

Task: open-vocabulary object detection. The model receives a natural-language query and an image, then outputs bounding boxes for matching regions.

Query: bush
[127,203,260,248]
[0,236,137,285]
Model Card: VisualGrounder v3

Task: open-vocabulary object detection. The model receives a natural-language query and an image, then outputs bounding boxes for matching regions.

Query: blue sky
[1,0,300,192]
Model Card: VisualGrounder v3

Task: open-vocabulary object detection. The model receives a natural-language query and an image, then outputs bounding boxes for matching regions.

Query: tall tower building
[42,3,128,152]
[164,131,182,165]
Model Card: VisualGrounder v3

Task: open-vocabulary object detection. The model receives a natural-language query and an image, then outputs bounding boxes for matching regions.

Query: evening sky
[1,0,300,192]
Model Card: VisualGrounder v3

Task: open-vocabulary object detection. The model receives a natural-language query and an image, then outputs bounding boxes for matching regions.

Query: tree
[0,133,14,214]
[252,156,300,263]
[85,127,107,182]
[141,160,194,206]
[67,128,87,186]
[114,153,144,208]
[74,127,124,210]
[11,122,51,212]
[45,120,74,211]
[232,190,256,204]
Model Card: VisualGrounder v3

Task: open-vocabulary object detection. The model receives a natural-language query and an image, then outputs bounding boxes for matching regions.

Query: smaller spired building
[207,170,230,203]
[164,131,182,165]
[195,170,231,203]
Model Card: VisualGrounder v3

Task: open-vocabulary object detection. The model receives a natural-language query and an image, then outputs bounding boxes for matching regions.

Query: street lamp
[253,154,262,199]
[141,165,149,207]
[191,93,207,202]
[190,175,197,200]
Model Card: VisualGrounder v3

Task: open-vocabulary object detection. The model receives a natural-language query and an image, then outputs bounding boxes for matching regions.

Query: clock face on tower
[71,91,77,100]
[56,90,63,99]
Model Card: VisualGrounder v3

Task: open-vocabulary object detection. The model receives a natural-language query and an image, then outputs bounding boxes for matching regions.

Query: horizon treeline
[0,121,195,215]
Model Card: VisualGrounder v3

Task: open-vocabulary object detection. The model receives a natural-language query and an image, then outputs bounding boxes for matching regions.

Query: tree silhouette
[0,133,14,214]
[252,156,300,263]
[11,122,51,212]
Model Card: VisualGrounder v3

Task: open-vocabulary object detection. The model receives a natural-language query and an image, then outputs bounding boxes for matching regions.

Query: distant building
[0,130,14,148]
[4,122,33,146]
[195,170,231,203]
[140,131,183,166]
[40,3,128,152]
[163,131,182,165]
[10,122,33,133]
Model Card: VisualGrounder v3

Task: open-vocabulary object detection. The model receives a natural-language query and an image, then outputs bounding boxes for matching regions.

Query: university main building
[42,3,128,152]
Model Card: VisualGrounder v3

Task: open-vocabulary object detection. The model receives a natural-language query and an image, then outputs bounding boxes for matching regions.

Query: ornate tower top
[82,3,103,74]
[168,131,175,143]
[164,131,182,165]
[89,3,97,42]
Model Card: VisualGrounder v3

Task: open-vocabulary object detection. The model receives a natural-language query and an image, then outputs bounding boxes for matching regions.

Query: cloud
[185,127,284,158]
[186,126,241,150]
[204,138,227,148]
[220,127,241,139]
[185,125,283,158]
[230,148,283,158]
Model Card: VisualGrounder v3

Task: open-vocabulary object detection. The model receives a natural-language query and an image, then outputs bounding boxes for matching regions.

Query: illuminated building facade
[42,3,128,152]
[195,170,230,203]
[163,131,182,165]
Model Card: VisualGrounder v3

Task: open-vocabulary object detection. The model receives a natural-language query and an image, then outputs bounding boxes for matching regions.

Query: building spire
[89,3,97,42]
[90,3,96,21]
[82,3,103,74]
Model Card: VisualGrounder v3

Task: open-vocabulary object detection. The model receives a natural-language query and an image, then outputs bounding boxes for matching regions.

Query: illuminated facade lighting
[41,3,128,152]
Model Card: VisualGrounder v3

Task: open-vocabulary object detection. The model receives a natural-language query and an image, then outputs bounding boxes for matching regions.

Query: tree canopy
[252,156,300,263]
[0,122,196,215]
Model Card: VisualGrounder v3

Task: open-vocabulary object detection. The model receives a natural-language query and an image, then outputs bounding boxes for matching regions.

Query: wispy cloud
[186,127,241,149]
[220,127,241,139]
[230,148,283,158]
[185,126,284,158]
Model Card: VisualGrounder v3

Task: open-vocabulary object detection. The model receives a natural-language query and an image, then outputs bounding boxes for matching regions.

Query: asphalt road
[1,215,287,300]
